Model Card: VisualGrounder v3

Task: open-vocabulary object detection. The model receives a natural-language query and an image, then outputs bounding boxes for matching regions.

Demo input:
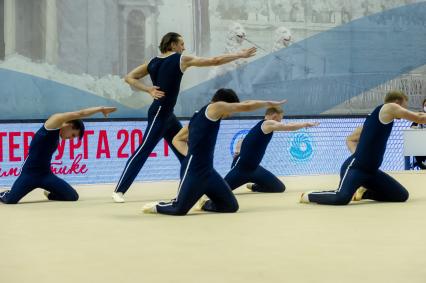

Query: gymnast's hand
[305,122,320,128]
[148,86,166,100]
[238,47,257,58]
[266,99,287,107]
[101,107,117,117]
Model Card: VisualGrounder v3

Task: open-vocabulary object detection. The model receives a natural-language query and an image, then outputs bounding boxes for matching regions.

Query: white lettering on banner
[0,119,410,186]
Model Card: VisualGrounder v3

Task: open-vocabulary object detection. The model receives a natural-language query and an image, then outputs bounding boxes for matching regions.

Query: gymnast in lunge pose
[203,106,318,200]
[113,32,257,203]
[300,91,426,205]
[142,89,287,215]
[0,106,116,204]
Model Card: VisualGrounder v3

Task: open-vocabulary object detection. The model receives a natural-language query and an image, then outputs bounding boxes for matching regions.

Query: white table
[403,128,426,169]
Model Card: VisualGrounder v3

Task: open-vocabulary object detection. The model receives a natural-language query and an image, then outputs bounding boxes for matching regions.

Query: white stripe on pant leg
[309,158,356,196]
[309,191,338,195]
[230,156,240,170]
[337,157,356,192]
[115,106,162,192]
[175,155,193,202]
[157,201,174,207]
[20,156,29,170]
[157,155,193,207]
[13,155,29,179]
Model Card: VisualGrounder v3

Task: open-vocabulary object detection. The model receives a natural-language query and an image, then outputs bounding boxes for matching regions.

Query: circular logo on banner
[289,132,314,162]
[230,129,249,156]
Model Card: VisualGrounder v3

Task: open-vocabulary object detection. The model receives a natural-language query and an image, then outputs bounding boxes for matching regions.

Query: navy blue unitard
[156,104,239,215]
[115,53,186,194]
[0,126,79,204]
[225,120,285,193]
[308,105,409,205]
